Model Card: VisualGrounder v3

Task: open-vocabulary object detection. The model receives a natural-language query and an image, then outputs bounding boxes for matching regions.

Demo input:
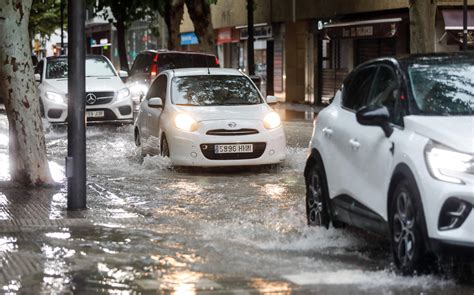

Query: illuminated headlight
[117,88,131,101]
[175,114,198,132]
[46,91,65,103]
[424,140,474,184]
[263,112,281,129]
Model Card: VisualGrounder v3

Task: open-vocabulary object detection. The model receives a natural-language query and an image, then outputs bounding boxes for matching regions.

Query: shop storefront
[216,27,240,68]
[317,13,409,102]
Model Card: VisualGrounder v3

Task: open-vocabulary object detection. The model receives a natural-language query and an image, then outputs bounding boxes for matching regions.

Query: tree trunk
[0,0,53,186]
[115,19,129,71]
[409,0,437,54]
[185,0,216,54]
[164,0,185,50]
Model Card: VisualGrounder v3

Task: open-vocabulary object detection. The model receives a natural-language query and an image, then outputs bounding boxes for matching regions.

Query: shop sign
[325,22,399,40]
[217,28,239,45]
[180,32,199,45]
[240,25,272,40]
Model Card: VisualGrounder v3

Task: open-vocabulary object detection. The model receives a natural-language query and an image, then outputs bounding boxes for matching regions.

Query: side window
[342,66,377,110]
[147,74,168,104]
[367,66,401,125]
[35,60,44,77]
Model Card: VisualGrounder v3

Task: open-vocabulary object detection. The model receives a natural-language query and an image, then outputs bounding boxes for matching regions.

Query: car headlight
[46,91,66,103]
[424,140,474,184]
[117,88,131,101]
[175,114,198,132]
[263,112,281,129]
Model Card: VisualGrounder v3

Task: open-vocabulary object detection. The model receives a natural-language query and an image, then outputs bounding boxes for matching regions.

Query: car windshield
[46,57,116,79]
[171,75,262,106]
[408,61,474,115]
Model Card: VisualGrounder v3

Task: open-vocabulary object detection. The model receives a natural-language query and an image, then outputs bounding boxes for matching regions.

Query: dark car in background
[127,50,219,107]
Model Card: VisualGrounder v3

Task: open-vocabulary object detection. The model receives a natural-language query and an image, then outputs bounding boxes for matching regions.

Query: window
[130,53,154,75]
[147,74,167,103]
[342,66,377,110]
[35,60,44,78]
[45,57,116,79]
[171,75,262,106]
[367,66,403,125]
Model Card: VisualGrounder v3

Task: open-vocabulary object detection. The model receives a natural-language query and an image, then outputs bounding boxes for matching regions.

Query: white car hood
[404,116,474,153]
[175,104,273,122]
[43,77,125,94]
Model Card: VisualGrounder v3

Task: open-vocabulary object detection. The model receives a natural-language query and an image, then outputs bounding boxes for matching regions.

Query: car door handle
[322,127,333,137]
[349,139,360,150]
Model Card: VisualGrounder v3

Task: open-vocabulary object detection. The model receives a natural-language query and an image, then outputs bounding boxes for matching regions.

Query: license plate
[86,110,104,118]
[214,144,253,154]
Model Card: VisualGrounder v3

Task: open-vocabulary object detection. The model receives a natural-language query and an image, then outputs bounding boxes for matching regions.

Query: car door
[327,66,378,199]
[348,64,404,225]
[140,74,167,142]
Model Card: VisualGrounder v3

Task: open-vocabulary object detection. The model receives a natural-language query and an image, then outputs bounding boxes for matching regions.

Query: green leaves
[29,0,64,39]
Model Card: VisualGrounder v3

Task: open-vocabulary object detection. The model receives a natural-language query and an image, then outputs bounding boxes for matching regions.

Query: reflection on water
[251,278,291,294]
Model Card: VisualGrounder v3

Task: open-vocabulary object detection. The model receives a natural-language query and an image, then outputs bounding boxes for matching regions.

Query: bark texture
[164,0,185,50]
[185,0,216,54]
[0,0,53,186]
[115,19,129,71]
[409,0,437,54]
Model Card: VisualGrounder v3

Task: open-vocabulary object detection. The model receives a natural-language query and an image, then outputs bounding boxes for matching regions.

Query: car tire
[305,160,331,229]
[389,178,430,275]
[161,134,170,158]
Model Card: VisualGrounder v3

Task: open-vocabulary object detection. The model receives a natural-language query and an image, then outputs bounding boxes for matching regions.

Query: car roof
[164,68,244,77]
[356,52,474,71]
[45,54,107,61]
[137,49,216,57]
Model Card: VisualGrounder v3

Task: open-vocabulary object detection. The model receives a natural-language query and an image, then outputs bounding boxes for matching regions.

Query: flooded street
[0,110,472,294]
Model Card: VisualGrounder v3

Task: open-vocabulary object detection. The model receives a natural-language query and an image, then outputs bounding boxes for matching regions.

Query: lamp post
[463,0,468,51]
[67,0,87,210]
[60,0,65,54]
[247,0,255,76]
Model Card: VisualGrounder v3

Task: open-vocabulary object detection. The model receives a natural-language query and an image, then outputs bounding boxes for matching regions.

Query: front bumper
[166,120,286,167]
[420,174,474,247]
[43,97,133,123]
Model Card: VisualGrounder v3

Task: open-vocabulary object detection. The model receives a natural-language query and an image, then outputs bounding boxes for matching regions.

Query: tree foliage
[29,0,64,40]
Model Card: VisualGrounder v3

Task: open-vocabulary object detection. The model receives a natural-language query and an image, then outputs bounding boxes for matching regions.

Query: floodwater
[0,111,472,294]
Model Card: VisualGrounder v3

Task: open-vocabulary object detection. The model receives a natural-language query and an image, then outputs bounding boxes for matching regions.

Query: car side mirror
[266,95,278,104]
[356,105,393,138]
[119,70,129,78]
[34,73,41,82]
[148,97,163,108]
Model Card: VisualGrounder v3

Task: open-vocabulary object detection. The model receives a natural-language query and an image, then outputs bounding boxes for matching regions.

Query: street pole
[60,0,65,54]
[247,0,255,76]
[463,0,468,51]
[67,0,87,210]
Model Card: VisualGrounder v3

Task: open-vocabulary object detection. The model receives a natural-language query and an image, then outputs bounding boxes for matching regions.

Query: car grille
[200,142,266,160]
[206,129,259,136]
[86,92,114,105]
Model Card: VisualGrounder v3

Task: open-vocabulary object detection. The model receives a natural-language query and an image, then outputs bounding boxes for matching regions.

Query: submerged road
[0,109,472,294]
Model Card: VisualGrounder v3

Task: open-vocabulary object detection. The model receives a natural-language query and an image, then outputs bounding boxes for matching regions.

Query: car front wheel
[161,134,170,158]
[390,178,430,275]
[305,161,330,228]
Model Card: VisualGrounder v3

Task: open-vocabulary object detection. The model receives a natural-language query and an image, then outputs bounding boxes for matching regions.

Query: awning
[442,10,474,30]
[320,18,402,40]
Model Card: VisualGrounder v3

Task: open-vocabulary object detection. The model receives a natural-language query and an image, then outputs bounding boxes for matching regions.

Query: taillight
[215,56,219,66]
[151,54,158,77]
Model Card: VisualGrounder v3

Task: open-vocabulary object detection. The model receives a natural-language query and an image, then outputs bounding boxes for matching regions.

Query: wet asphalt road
[0,109,473,294]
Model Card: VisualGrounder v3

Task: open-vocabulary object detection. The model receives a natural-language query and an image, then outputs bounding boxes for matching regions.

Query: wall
[284,21,307,103]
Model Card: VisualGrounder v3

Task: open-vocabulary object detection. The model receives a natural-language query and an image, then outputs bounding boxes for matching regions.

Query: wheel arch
[387,163,433,252]
[304,148,323,179]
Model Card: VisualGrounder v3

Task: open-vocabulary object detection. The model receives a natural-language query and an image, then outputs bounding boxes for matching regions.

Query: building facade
[180,0,473,104]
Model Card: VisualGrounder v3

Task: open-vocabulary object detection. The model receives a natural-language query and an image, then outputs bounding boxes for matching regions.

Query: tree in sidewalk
[150,0,217,53]
[0,0,54,186]
[87,0,148,71]
[409,0,437,54]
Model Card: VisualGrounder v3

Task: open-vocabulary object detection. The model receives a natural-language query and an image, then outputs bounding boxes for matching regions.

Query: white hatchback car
[34,55,133,123]
[305,53,474,274]
[134,68,286,167]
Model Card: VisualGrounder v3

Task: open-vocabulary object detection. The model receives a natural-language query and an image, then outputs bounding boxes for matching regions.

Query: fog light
[269,149,275,155]
[190,152,197,158]
[438,197,472,231]
[202,145,208,150]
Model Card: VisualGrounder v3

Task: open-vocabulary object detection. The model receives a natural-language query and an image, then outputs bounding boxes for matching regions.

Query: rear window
[158,53,218,72]
[130,53,154,75]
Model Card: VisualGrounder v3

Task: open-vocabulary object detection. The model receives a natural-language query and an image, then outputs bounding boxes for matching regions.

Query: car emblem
[228,121,237,128]
[86,93,97,105]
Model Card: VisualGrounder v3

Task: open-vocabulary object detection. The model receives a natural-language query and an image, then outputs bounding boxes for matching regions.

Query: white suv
[305,53,474,274]
[35,55,133,124]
